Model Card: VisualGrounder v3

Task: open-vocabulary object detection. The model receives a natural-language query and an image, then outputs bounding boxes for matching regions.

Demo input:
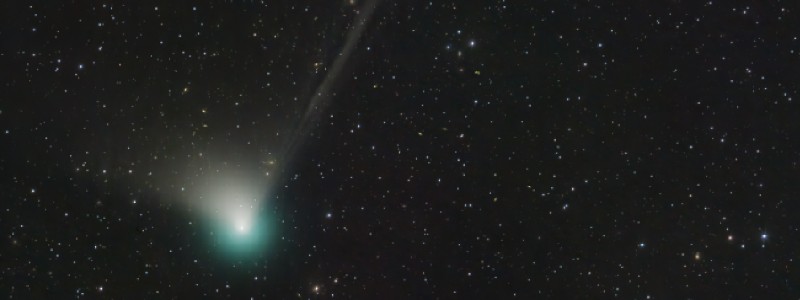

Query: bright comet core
[189,167,274,259]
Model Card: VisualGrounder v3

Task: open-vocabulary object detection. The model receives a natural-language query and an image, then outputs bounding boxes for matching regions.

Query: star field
[1,0,800,298]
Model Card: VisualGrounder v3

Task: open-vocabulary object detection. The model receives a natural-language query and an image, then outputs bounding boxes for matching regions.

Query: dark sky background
[2,0,800,298]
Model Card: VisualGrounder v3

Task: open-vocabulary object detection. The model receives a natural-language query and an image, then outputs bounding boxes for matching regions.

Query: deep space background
[2,0,800,298]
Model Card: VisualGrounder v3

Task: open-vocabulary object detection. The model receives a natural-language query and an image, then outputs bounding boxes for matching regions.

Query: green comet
[208,208,275,260]
[189,170,277,261]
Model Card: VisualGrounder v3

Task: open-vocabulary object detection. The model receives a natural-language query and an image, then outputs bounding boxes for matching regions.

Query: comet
[189,0,381,259]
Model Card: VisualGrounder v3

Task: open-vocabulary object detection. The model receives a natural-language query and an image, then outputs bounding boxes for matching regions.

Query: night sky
[2,1,800,298]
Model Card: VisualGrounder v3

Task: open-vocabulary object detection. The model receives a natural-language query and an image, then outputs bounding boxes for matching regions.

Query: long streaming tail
[277,0,381,171]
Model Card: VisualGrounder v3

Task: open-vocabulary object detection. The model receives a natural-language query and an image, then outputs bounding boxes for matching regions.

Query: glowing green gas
[190,170,277,261]
[209,209,273,259]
